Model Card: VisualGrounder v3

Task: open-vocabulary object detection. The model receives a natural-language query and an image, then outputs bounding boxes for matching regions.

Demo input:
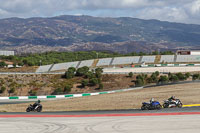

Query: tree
[29,89,37,96]
[185,72,191,79]
[98,83,104,89]
[155,71,160,77]
[95,68,103,78]
[95,67,103,74]
[52,88,63,95]
[136,74,148,84]
[65,71,74,79]
[81,79,89,87]
[18,62,24,66]
[9,87,15,93]
[76,66,90,76]
[128,72,133,78]
[13,62,17,68]
[65,67,76,79]
[22,59,28,65]
[176,73,186,81]
[159,75,169,84]
[64,84,72,93]
[150,73,159,83]
[68,67,76,73]
[85,71,96,79]
[0,61,7,68]
[135,78,144,87]
[0,86,6,93]
[169,74,179,82]
[27,61,34,66]
[192,74,200,80]
[89,78,99,86]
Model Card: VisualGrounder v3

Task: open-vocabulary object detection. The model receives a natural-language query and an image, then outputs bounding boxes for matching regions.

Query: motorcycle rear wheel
[37,106,42,112]
[26,108,30,112]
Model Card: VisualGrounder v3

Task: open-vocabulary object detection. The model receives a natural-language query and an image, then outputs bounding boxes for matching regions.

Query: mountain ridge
[1,15,200,54]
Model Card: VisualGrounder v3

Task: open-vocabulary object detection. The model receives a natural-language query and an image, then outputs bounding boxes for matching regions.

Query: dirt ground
[0,82,200,112]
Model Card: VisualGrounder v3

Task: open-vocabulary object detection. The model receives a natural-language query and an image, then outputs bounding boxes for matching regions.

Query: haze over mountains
[1,15,200,54]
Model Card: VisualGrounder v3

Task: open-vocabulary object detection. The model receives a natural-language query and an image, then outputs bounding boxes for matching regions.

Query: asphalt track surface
[0,106,199,115]
[0,107,200,133]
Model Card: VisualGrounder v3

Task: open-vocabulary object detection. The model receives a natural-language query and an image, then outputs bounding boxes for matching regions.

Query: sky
[0,0,200,24]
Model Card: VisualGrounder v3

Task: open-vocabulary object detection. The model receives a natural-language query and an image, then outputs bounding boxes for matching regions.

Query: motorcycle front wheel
[163,103,168,108]
[156,104,162,110]
[178,103,183,108]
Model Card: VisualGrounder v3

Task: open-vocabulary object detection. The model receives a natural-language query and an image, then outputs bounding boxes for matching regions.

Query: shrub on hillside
[176,73,186,81]
[76,66,89,76]
[9,88,15,94]
[128,72,133,78]
[0,61,7,68]
[89,78,99,86]
[192,74,200,80]
[158,75,169,84]
[155,71,160,77]
[0,86,6,93]
[52,88,63,95]
[81,79,89,87]
[98,83,104,90]
[64,84,72,93]
[29,89,38,96]
[185,72,191,79]
[150,73,159,83]
[169,74,179,82]
[135,78,144,87]
[65,67,76,79]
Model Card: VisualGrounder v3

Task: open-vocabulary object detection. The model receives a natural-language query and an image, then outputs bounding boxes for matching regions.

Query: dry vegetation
[0,66,38,72]
[0,74,134,96]
[0,82,200,112]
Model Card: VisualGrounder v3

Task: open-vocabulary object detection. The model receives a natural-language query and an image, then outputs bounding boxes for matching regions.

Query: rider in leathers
[168,96,176,104]
[33,100,41,109]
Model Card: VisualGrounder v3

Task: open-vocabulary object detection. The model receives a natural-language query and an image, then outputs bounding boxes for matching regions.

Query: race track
[0,107,200,133]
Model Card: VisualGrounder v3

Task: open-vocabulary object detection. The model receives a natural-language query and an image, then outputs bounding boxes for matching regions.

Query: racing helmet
[150,98,154,102]
[38,100,41,103]
[171,96,175,99]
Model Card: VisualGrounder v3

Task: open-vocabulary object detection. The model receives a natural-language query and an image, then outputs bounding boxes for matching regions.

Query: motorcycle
[163,99,182,108]
[141,101,162,110]
[26,104,42,112]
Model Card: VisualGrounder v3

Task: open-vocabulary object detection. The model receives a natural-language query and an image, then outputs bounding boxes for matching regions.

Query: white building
[176,50,200,55]
[0,51,15,56]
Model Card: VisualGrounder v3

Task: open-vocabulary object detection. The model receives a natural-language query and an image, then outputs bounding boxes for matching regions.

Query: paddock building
[0,51,15,56]
[176,50,200,55]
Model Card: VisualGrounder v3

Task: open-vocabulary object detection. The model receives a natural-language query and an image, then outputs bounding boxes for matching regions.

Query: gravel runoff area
[0,82,200,112]
[103,66,200,73]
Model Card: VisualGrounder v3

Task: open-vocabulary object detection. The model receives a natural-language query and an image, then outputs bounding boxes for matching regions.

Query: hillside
[1,15,200,53]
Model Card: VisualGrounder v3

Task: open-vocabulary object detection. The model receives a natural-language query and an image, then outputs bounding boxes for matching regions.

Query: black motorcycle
[163,99,182,108]
[26,104,42,112]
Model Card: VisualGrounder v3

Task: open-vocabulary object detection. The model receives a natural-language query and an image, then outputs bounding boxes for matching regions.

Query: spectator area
[36,65,52,73]
[96,58,112,66]
[112,56,140,65]
[141,56,156,63]
[51,62,79,71]
[176,55,200,62]
[160,55,175,63]
[78,60,94,68]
